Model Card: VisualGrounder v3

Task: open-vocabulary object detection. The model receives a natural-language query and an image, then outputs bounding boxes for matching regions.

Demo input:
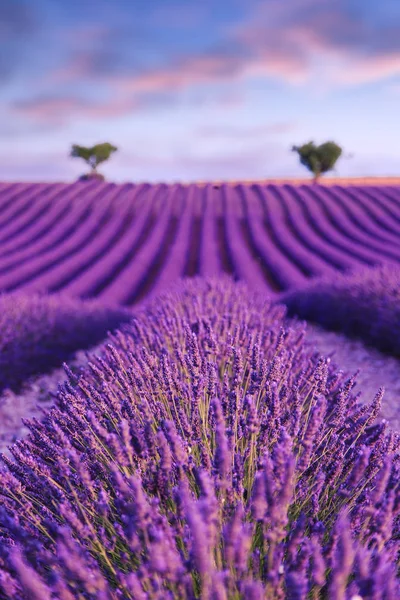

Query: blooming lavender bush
[280,263,400,356]
[0,278,399,599]
[0,292,131,392]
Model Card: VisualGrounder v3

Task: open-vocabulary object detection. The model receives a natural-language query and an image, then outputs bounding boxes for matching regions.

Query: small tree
[70,142,118,181]
[291,141,342,183]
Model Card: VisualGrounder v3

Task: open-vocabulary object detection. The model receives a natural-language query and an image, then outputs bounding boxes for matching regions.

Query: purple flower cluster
[280,262,400,356]
[0,277,399,599]
[0,292,131,392]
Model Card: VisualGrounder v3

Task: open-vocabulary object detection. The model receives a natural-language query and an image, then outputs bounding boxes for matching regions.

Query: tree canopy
[70,143,118,179]
[291,141,343,182]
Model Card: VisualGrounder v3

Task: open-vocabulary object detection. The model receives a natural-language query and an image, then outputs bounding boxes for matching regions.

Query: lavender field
[1,181,400,599]
[1,182,400,302]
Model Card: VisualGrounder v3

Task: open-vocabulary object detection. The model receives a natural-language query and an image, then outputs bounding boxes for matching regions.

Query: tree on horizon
[292,141,343,183]
[70,143,118,181]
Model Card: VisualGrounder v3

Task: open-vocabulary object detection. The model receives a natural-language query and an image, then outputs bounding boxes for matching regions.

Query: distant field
[2,177,400,598]
[0,180,399,305]
[193,177,400,186]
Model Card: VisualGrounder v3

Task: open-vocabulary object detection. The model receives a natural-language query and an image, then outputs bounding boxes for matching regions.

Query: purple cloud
[228,0,400,86]
[7,0,398,130]
[10,94,146,125]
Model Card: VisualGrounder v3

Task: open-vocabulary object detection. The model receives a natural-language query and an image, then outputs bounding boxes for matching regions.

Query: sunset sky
[1,0,399,183]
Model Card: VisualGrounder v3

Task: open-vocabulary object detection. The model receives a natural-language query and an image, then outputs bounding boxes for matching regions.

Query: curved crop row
[280,262,400,356]
[0,278,399,599]
[0,292,131,393]
[0,183,398,303]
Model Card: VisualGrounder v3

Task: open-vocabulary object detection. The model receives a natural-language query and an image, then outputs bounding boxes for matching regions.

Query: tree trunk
[313,172,321,184]
[88,157,97,174]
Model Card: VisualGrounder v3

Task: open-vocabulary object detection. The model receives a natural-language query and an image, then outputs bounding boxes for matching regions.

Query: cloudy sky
[1,0,399,183]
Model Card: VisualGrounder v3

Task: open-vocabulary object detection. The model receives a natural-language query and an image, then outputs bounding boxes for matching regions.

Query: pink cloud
[100,48,310,109]
[24,0,399,131]
[229,2,400,87]
[10,67,246,125]
[11,94,143,124]
[12,97,85,124]
[331,53,400,85]
[100,3,399,98]
[8,0,400,132]
[115,54,245,94]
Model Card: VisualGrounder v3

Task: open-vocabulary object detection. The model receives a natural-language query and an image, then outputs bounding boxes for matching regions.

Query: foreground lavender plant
[0,292,131,392]
[0,277,399,599]
[280,262,400,356]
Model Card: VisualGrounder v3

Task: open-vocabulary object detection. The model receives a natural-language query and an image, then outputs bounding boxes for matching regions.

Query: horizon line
[1,176,400,187]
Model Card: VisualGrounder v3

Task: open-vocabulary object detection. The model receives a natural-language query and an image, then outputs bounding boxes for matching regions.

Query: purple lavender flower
[0,279,398,599]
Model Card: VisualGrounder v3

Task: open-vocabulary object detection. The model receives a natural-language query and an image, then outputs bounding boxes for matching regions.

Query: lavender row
[0,182,399,302]
[0,185,66,251]
[0,183,106,277]
[0,183,138,264]
[253,184,339,278]
[347,186,400,237]
[0,183,101,264]
[60,185,156,299]
[199,184,221,277]
[0,184,55,237]
[277,185,371,270]
[22,189,137,294]
[98,185,177,305]
[0,189,119,292]
[264,185,354,272]
[281,262,400,356]
[310,185,400,262]
[325,186,400,251]
[0,278,399,598]
[293,186,395,266]
[238,185,307,290]
[0,292,131,393]
[145,185,197,302]
[221,184,273,292]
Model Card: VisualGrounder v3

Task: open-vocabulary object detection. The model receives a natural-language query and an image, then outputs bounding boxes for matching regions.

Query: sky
[1,0,399,183]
